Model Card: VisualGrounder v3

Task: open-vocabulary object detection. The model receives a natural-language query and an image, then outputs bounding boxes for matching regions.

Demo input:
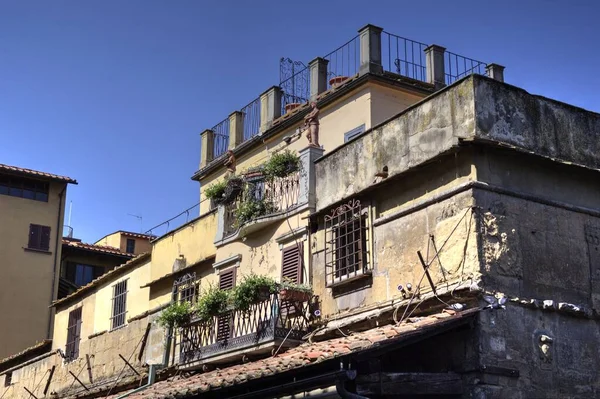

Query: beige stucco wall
[96,231,122,248]
[369,83,425,127]
[0,180,67,359]
[120,235,152,254]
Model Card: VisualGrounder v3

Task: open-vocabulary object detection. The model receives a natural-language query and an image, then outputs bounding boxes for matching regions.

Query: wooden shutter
[217,268,236,341]
[40,226,51,251]
[219,268,236,290]
[28,224,40,249]
[281,243,303,284]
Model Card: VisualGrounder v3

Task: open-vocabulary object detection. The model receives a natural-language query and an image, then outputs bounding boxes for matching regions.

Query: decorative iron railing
[178,292,311,364]
[382,32,428,82]
[241,97,261,141]
[445,51,487,85]
[212,117,230,159]
[323,35,360,88]
[280,59,309,114]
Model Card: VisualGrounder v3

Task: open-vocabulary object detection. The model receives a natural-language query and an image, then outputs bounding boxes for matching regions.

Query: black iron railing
[212,117,230,159]
[445,51,487,85]
[178,292,311,364]
[323,35,360,88]
[144,202,200,238]
[382,32,428,82]
[280,59,309,114]
[241,97,261,141]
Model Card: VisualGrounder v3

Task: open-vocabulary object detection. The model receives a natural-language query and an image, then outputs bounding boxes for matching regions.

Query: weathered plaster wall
[315,78,476,212]
[0,314,156,399]
[474,77,600,170]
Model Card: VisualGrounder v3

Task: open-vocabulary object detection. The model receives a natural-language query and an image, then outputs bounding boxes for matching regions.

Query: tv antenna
[127,214,143,233]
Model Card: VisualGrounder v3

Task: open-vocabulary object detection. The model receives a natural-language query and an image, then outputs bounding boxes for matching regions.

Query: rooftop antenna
[65,201,74,238]
[127,214,143,233]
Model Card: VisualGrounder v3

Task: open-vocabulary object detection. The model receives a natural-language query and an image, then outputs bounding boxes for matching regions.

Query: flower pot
[280,289,311,303]
[256,286,272,302]
[329,76,349,88]
[285,103,301,114]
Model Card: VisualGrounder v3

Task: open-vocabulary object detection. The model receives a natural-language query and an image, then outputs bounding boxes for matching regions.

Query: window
[174,272,199,304]
[281,243,304,284]
[65,263,103,287]
[110,280,128,330]
[28,224,51,251]
[125,239,136,254]
[217,268,236,341]
[0,174,49,202]
[65,307,82,361]
[325,200,370,286]
[344,124,365,143]
[4,372,11,387]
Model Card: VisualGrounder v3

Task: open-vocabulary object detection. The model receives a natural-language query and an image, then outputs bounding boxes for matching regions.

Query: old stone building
[1,24,599,399]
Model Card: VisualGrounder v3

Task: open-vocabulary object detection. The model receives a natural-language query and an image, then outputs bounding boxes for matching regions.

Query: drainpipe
[114,364,157,399]
[47,184,67,339]
[336,366,369,399]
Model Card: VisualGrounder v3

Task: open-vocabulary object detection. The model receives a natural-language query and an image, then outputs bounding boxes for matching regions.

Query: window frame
[324,200,371,287]
[125,238,136,254]
[0,174,49,202]
[65,307,83,361]
[27,224,51,252]
[110,280,128,330]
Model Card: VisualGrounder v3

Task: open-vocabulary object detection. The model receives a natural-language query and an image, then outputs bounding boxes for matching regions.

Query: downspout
[114,364,157,399]
[47,184,67,339]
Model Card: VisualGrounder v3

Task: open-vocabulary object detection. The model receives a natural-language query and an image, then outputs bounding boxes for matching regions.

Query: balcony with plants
[206,150,311,242]
[159,274,316,368]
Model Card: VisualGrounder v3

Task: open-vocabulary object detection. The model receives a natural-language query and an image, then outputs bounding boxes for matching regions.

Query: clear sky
[1,0,598,243]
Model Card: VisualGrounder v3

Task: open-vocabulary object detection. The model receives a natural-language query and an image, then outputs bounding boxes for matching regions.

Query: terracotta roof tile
[62,239,135,257]
[0,163,77,184]
[0,340,51,371]
[115,308,479,399]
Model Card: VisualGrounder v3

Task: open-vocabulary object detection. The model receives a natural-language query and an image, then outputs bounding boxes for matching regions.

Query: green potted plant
[195,286,230,322]
[204,180,228,204]
[263,150,301,179]
[234,198,275,226]
[279,279,313,302]
[232,274,278,312]
[157,301,194,328]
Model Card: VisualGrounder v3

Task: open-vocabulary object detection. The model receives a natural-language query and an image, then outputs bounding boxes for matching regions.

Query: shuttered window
[110,280,128,330]
[217,268,236,341]
[28,224,51,251]
[281,243,303,284]
[65,307,82,361]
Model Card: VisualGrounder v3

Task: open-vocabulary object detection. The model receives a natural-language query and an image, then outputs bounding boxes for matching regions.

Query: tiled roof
[0,163,77,184]
[114,308,478,399]
[120,231,157,240]
[62,239,135,257]
[0,340,52,372]
[51,252,151,308]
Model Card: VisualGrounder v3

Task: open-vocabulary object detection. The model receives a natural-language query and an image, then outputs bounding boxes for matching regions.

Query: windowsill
[23,247,52,255]
[109,324,127,333]
[326,269,372,288]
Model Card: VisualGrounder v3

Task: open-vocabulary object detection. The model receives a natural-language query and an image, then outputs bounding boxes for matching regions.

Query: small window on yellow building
[110,280,128,330]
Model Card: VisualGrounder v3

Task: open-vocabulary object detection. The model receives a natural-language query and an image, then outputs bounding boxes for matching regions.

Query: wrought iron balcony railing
[177,292,312,366]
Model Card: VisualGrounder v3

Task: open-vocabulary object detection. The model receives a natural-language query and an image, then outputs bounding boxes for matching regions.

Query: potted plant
[232,274,278,312]
[234,198,275,227]
[196,286,230,322]
[157,301,194,328]
[279,279,313,302]
[329,76,349,88]
[221,177,244,205]
[263,150,301,179]
[204,180,228,204]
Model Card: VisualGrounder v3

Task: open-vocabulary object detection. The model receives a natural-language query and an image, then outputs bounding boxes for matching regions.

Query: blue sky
[1,0,597,243]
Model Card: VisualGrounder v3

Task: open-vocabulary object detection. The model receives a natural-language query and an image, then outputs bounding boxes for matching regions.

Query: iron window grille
[28,224,51,251]
[173,272,199,304]
[110,280,128,330]
[65,307,82,361]
[325,200,371,286]
[126,238,136,254]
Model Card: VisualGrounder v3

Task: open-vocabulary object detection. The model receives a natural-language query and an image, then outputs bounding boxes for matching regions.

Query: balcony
[177,292,312,368]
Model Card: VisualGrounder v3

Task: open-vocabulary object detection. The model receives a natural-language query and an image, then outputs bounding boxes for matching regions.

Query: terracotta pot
[329,76,349,88]
[280,289,311,302]
[285,103,301,114]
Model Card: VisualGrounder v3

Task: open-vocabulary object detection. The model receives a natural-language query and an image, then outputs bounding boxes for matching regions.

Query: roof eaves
[0,163,77,184]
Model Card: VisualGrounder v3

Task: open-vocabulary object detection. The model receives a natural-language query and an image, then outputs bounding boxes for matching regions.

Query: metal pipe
[48,184,67,339]
[114,364,157,399]
[335,380,369,399]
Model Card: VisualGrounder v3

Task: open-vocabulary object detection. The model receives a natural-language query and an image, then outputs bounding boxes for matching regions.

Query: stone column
[298,146,325,210]
[260,86,283,134]
[425,44,446,90]
[486,64,505,83]
[200,129,215,168]
[358,24,383,75]
[228,111,244,150]
[309,57,329,101]
[214,205,226,243]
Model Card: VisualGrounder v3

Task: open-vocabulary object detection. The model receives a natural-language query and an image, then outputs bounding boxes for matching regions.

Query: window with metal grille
[0,174,49,202]
[174,272,199,304]
[281,243,303,284]
[125,238,136,254]
[65,307,82,361]
[325,200,371,286]
[110,280,128,330]
[217,268,236,342]
[28,224,51,251]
